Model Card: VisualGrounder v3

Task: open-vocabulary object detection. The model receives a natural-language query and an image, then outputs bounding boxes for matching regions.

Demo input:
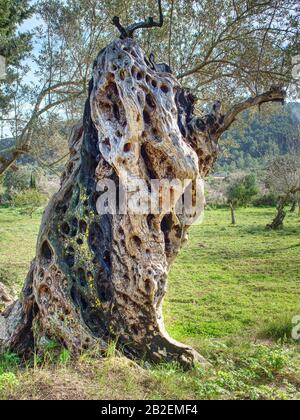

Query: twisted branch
[112,0,163,39]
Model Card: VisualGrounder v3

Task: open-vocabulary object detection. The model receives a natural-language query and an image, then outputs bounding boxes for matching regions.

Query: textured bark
[267,199,287,230]
[0,148,24,175]
[0,38,286,368]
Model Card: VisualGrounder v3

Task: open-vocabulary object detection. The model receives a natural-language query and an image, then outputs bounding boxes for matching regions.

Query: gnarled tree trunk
[0,38,285,368]
[267,198,287,230]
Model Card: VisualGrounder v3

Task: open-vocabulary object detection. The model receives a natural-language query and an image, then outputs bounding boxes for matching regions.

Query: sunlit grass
[0,206,300,400]
[165,207,300,346]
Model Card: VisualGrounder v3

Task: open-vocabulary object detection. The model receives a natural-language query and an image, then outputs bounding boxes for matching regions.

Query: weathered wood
[267,198,287,230]
[0,38,286,368]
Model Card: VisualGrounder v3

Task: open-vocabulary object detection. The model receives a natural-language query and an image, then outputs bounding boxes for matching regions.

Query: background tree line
[216,102,300,172]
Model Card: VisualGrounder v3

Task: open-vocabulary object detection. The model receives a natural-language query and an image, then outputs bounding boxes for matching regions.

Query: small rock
[0,282,14,312]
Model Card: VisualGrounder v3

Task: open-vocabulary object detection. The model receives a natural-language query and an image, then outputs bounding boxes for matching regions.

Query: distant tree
[266,155,300,229]
[11,188,47,217]
[227,174,258,225]
[3,165,32,195]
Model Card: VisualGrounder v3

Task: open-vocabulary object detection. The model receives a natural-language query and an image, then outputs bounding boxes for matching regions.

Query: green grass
[0,206,300,400]
[165,207,300,345]
[0,208,41,292]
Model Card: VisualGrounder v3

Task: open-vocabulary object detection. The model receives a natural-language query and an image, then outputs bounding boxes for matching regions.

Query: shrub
[253,193,277,207]
[227,174,258,207]
[11,189,48,217]
[0,353,20,375]
[0,372,19,393]
[3,166,33,195]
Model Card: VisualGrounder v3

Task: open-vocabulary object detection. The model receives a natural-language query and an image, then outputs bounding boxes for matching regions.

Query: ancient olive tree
[0,4,286,367]
[266,154,300,229]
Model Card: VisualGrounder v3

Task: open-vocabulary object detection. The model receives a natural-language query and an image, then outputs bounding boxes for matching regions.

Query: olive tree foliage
[0,0,33,112]
[3,165,33,194]
[0,0,111,173]
[0,0,299,175]
[128,0,299,105]
[0,0,33,161]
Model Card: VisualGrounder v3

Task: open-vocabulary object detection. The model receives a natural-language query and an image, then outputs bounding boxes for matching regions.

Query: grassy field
[0,206,300,400]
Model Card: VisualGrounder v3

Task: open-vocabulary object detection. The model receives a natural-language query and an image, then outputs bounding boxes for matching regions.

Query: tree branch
[177,1,282,80]
[254,1,279,94]
[216,86,286,138]
[112,0,163,39]
[0,90,84,175]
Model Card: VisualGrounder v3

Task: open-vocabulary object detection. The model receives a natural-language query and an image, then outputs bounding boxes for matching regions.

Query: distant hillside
[216,102,300,172]
[2,103,300,174]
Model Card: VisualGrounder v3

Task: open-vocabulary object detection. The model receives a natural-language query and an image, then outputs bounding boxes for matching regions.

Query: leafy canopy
[227,174,258,206]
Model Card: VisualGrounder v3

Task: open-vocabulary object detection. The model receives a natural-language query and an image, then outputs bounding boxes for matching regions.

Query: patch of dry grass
[2,357,155,400]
